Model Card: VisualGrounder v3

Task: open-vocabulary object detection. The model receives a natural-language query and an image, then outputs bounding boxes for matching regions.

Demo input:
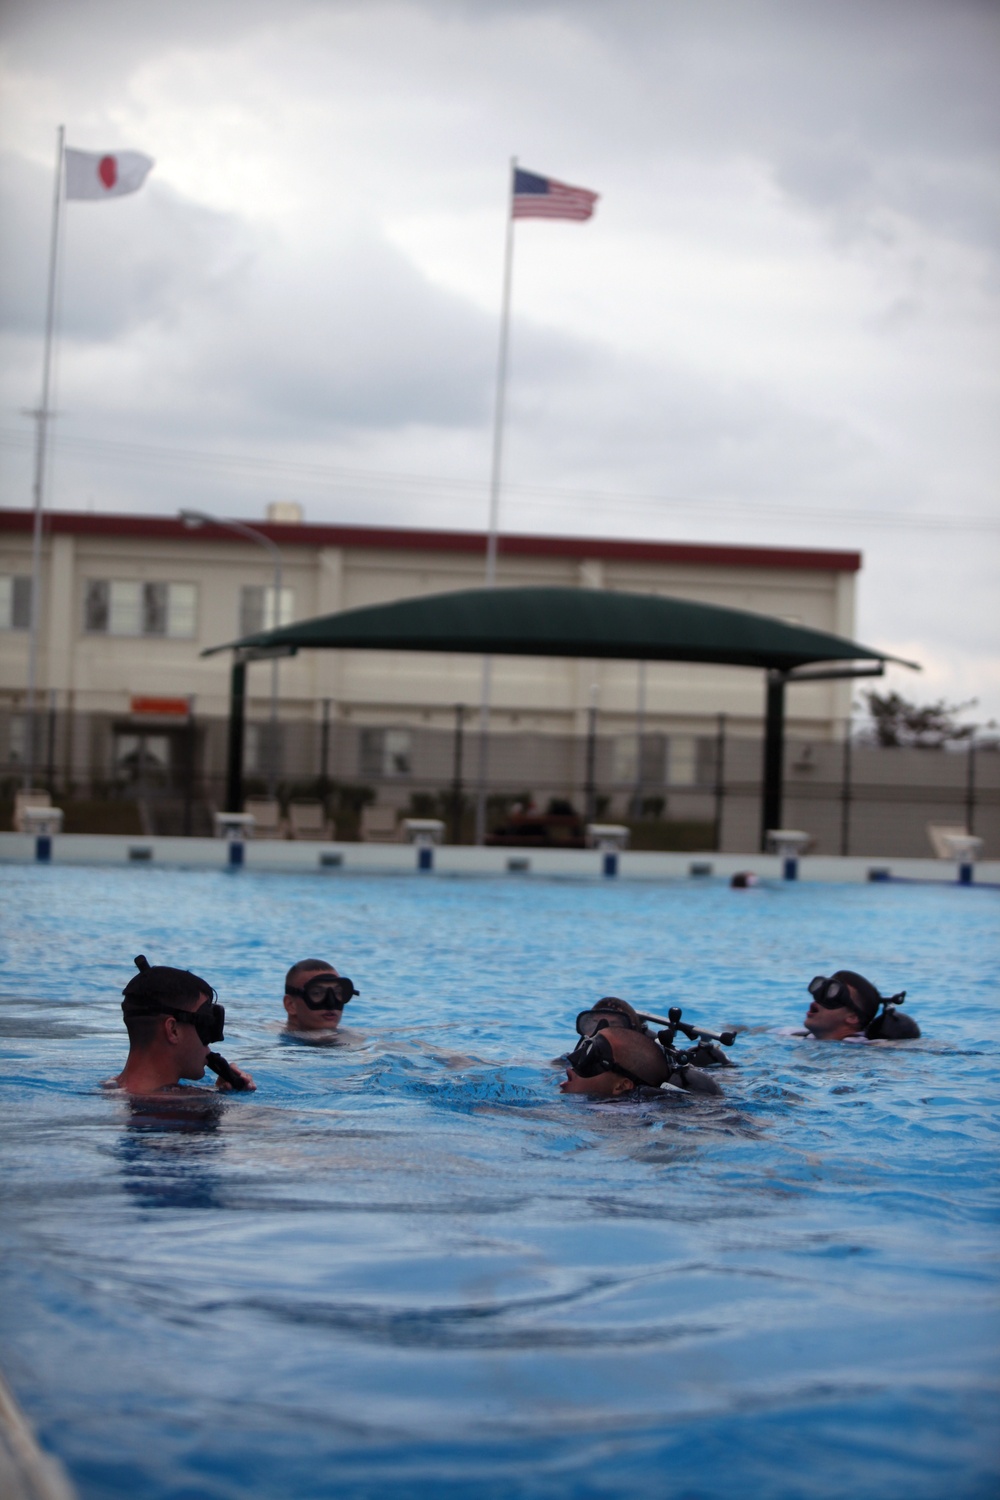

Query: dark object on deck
[485,810,585,848]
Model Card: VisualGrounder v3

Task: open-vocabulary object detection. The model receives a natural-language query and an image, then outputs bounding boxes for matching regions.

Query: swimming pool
[1,867,998,1499]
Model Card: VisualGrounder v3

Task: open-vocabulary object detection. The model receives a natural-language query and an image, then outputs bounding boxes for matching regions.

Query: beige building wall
[0,510,860,736]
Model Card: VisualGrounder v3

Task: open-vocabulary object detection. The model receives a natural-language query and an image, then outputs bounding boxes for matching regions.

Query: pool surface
[1,866,998,1499]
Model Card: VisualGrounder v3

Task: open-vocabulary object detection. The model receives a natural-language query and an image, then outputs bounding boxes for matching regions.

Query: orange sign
[130,696,190,717]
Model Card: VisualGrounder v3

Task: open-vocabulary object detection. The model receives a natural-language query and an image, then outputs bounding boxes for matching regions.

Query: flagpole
[474,156,517,845]
[24,124,65,790]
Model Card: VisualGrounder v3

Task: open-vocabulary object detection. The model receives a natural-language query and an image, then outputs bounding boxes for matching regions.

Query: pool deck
[1,832,997,886]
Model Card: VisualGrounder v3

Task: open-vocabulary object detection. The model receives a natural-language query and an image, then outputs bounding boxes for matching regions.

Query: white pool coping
[1,832,997,886]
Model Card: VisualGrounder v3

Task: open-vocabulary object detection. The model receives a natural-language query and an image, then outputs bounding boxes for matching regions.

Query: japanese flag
[64,148,154,200]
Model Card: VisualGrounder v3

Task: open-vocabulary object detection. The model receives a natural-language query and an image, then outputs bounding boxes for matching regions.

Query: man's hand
[215,1064,256,1092]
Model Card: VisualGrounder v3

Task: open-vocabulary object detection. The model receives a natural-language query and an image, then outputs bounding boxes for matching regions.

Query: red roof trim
[0,508,862,573]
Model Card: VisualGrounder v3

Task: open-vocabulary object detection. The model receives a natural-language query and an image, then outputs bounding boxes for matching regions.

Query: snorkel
[204,1050,248,1089]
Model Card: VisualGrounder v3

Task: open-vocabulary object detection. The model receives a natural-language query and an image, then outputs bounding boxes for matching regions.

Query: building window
[6,714,27,765]
[113,732,172,788]
[84,580,197,638]
[612,734,667,787]
[239,585,294,636]
[0,575,32,630]
[359,728,412,779]
[244,722,284,778]
[667,735,698,786]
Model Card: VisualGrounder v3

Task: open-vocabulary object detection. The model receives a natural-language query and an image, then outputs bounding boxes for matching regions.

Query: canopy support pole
[761,670,785,850]
[761,660,888,852]
[450,702,465,844]
[226,656,247,813]
[713,712,727,852]
[584,696,598,822]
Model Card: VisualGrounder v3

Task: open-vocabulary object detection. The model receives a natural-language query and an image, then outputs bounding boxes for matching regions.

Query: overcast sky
[1,0,998,720]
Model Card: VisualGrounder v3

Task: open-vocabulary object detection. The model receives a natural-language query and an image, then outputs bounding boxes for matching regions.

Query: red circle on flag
[98,155,118,189]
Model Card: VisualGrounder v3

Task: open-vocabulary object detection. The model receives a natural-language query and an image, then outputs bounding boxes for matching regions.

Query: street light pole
[179,509,284,797]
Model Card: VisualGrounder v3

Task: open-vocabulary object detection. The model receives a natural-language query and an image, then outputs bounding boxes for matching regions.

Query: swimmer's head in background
[122,954,225,1045]
[809,970,918,1039]
[286,972,358,1011]
[575,997,645,1037]
[808,972,878,1025]
[829,970,884,1028]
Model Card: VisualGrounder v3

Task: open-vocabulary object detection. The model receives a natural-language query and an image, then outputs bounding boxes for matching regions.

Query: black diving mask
[575,1007,643,1037]
[122,995,226,1045]
[566,1032,652,1090]
[287,973,358,1011]
[808,976,861,1013]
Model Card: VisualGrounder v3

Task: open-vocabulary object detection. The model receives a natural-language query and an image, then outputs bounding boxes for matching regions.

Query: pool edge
[1,832,998,886]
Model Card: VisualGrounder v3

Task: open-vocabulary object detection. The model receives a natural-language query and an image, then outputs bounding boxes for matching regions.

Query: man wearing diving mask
[111,957,256,1094]
[801,970,920,1041]
[282,958,359,1033]
[567,997,734,1095]
[560,1024,672,1098]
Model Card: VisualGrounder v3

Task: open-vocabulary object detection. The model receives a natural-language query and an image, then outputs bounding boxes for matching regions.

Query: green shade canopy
[205,585,904,673]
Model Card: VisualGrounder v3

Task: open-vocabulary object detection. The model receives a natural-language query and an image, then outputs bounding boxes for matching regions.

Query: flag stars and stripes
[512,168,599,221]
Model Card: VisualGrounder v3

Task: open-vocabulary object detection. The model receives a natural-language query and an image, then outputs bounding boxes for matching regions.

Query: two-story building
[1,505,861,818]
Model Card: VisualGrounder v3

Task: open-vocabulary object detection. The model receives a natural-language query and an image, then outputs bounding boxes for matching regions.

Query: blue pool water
[0,865,998,1499]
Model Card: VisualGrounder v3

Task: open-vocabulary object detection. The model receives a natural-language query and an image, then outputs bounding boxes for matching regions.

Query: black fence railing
[1,700,997,857]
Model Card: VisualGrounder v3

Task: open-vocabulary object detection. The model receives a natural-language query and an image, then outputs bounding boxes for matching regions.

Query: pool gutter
[0,832,997,886]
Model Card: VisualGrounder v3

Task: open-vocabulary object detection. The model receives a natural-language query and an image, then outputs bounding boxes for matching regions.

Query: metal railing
[1,695,996,856]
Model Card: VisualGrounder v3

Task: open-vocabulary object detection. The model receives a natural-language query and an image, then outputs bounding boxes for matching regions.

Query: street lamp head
[178,509,208,529]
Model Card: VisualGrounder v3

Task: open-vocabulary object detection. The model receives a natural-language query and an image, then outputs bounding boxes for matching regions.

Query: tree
[860,691,976,749]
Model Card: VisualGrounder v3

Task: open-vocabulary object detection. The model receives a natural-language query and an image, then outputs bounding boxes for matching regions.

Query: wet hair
[830,970,882,1029]
[285,958,336,992]
[592,997,644,1027]
[121,965,212,1045]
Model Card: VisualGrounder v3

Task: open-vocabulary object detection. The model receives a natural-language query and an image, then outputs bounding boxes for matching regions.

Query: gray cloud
[0,153,251,341]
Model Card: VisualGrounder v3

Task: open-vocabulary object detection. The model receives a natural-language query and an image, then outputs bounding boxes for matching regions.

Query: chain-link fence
[1,695,996,856]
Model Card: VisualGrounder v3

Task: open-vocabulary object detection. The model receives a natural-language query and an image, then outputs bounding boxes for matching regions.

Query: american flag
[512,167,598,221]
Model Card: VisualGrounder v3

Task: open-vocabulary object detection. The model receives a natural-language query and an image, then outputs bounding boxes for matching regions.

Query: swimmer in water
[109,958,256,1094]
[567,998,732,1094]
[560,1025,671,1098]
[282,958,358,1033]
[801,970,920,1041]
